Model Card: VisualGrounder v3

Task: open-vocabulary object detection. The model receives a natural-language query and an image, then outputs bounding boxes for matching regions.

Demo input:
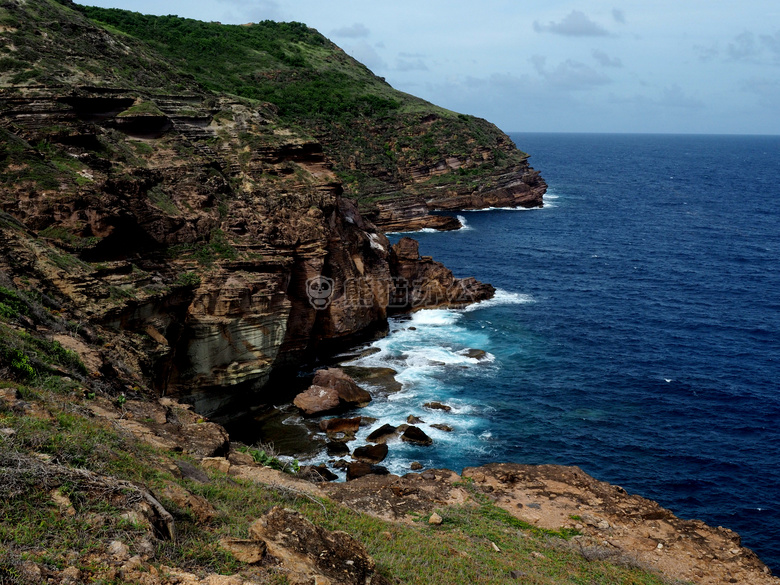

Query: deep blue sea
[333,133,780,570]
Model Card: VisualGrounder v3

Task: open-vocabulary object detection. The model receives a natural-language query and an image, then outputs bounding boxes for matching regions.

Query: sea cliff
[0,2,775,584]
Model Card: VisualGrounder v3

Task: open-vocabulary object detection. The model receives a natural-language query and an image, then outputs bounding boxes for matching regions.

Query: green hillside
[73,3,530,203]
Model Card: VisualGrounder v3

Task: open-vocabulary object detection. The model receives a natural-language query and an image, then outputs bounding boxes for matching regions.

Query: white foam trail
[385,227,438,235]
[456,215,472,230]
[467,206,542,212]
[410,308,462,326]
[462,288,534,312]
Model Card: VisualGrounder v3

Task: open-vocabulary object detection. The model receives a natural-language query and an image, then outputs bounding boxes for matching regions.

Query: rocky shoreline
[25,388,775,585]
[1,4,776,582]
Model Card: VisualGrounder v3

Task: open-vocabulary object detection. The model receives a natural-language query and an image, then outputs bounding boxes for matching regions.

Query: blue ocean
[337,133,780,570]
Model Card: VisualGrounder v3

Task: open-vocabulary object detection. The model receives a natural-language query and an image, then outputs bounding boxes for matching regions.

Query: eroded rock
[366,424,399,444]
[401,426,433,446]
[353,443,389,464]
[248,507,391,584]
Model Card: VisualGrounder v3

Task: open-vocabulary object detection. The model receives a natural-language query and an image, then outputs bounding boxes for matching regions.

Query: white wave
[410,309,462,326]
[467,205,542,212]
[456,215,472,230]
[385,227,438,235]
[462,288,534,312]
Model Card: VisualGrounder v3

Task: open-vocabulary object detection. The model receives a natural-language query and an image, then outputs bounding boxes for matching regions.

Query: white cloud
[330,22,370,39]
[760,31,780,61]
[533,11,611,37]
[396,56,429,72]
[532,55,611,90]
[659,84,704,109]
[342,41,386,72]
[215,0,284,22]
[592,49,623,68]
[743,77,780,108]
[728,32,761,61]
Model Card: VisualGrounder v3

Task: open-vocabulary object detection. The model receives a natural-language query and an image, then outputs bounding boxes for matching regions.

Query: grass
[0,280,678,585]
[71,4,531,204]
[0,374,677,585]
[0,370,680,585]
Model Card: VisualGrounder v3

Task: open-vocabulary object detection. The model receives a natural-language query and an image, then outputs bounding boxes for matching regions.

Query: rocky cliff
[0,3,777,583]
[74,2,547,232]
[0,0,494,414]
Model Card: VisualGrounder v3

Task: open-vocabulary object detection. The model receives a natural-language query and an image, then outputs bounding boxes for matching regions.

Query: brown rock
[0,387,21,402]
[299,464,338,482]
[179,422,230,458]
[248,507,391,584]
[463,348,487,360]
[353,443,389,464]
[394,237,420,261]
[346,462,390,481]
[293,384,340,416]
[219,538,266,564]
[201,457,231,474]
[326,441,350,456]
[366,423,398,444]
[174,460,210,483]
[401,426,433,446]
[227,450,255,466]
[108,540,130,561]
[407,415,424,424]
[428,512,443,525]
[430,423,454,432]
[341,366,402,393]
[312,368,372,407]
[389,238,495,311]
[319,417,361,436]
[59,566,82,585]
[424,401,452,412]
[159,482,216,523]
[410,461,423,470]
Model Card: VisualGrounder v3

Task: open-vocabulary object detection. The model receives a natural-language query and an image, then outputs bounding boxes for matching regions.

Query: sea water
[337,133,780,570]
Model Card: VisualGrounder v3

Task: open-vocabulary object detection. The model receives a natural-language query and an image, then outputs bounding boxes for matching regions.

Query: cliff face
[74,3,547,233]
[0,1,494,413]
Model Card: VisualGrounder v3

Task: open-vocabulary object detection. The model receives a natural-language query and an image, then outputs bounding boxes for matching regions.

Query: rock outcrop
[389,238,495,312]
[0,95,492,418]
[248,507,391,585]
[323,464,780,585]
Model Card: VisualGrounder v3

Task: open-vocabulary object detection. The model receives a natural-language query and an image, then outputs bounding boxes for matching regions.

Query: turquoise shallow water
[344,133,780,570]
[231,133,780,570]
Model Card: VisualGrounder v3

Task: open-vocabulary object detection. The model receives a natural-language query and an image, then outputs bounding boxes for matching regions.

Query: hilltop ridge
[1,2,775,584]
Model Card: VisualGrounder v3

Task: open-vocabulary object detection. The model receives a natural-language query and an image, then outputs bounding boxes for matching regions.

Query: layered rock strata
[0,88,493,416]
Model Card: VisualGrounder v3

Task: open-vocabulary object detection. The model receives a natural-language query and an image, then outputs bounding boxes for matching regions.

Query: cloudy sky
[80,1,780,135]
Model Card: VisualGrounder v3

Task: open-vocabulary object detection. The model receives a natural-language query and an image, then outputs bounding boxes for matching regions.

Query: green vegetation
[237,444,299,474]
[71,4,528,204]
[169,229,237,266]
[77,6,404,123]
[0,383,675,584]
[118,100,165,117]
[0,322,87,382]
[40,226,100,251]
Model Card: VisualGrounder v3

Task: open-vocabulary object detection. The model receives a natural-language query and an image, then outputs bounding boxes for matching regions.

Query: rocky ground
[3,385,776,585]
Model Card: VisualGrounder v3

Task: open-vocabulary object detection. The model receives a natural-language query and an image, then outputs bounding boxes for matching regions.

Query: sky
[79,1,780,135]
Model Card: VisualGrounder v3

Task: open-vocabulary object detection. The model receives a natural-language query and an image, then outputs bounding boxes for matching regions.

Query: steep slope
[0,0,492,414]
[74,3,547,231]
